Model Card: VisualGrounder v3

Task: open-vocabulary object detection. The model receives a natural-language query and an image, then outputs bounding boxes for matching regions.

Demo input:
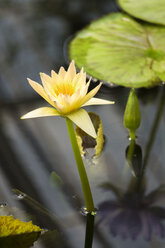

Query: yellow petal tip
[20,115,27,119]
[27,77,31,83]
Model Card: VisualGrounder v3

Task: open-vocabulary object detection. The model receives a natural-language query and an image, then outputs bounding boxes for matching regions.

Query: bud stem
[129,130,136,140]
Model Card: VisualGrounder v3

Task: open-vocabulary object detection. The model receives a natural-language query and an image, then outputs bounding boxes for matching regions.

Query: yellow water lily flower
[21,61,114,138]
[0,216,42,237]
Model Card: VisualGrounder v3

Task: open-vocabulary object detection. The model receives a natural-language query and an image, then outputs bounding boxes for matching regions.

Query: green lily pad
[118,0,165,25]
[69,13,165,88]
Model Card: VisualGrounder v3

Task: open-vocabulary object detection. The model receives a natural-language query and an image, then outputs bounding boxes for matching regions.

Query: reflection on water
[99,175,165,241]
[0,0,165,248]
[125,141,143,177]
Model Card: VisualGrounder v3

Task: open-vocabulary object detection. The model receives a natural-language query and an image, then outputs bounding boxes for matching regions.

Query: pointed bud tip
[124,89,140,131]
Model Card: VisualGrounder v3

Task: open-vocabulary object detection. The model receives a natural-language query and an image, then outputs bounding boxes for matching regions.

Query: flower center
[55,84,76,96]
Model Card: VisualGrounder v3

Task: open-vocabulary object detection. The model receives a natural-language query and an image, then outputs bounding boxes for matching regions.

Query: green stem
[85,213,95,248]
[66,118,95,213]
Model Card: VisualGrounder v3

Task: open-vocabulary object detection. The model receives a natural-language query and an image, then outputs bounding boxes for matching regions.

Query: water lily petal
[27,78,55,107]
[80,78,91,96]
[77,71,87,88]
[67,108,97,138]
[40,73,56,96]
[21,107,59,119]
[83,97,115,106]
[66,60,76,80]
[81,82,102,106]
[54,94,73,114]
[24,62,114,118]
[58,66,66,79]
[51,69,61,82]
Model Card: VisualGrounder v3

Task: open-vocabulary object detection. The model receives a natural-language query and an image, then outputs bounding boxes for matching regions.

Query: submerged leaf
[75,112,104,157]
[50,171,64,187]
[118,0,165,25]
[12,189,60,225]
[69,13,165,88]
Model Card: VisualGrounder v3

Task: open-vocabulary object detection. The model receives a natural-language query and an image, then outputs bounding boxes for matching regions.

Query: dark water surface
[0,1,165,248]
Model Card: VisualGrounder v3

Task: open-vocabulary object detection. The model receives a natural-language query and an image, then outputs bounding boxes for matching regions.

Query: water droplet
[72,195,77,199]
[0,203,7,208]
[17,193,26,200]
[109,82,116,87]
[80,207,88,216]
[80,207,98,216]
[128,135,137,141]
[91,209,98,216]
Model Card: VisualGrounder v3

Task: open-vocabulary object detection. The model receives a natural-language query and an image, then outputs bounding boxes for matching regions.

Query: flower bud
[124,88,141,135]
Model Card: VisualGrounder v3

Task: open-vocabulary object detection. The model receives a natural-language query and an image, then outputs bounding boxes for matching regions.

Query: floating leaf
[0,232,41,248]
[69,13,165,88]
[0,215,42,237]
[0,215,42,248]
[118,0,165,25]
[75,112,104,157]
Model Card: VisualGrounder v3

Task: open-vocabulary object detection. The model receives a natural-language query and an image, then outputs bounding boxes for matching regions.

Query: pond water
[0,1,165,248]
